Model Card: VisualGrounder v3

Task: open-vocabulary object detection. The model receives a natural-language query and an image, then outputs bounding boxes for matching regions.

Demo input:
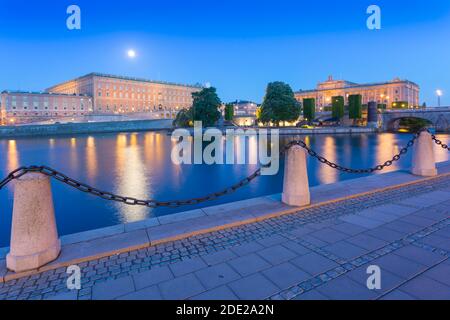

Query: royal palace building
[295,76,420,110]
[46,73,203,118]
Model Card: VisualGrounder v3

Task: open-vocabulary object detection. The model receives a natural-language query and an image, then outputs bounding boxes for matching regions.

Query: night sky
[1,0,449,105]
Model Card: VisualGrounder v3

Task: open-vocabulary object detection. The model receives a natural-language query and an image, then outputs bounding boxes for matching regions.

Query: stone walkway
[1,175,449,300]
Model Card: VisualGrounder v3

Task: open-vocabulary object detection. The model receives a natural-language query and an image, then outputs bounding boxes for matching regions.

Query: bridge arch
[386,117,432,132]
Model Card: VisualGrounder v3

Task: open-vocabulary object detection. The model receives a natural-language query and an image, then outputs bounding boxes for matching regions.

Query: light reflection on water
[0,132,448,247]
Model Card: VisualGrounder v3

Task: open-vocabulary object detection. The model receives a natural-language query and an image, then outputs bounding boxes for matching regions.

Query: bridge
[380,107,450,132]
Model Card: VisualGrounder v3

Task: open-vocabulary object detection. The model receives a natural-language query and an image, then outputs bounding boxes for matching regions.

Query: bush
[348,95,362,120]
[303,98,316,121]
[332,96,345,119]
[173,108,193,127]
[224,104,234,121]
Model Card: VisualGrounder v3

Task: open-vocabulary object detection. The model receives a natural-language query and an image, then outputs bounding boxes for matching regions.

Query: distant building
[228,100,259,126]
[295,76,420,110]
[46,73,203,119]
[0,91,92,125]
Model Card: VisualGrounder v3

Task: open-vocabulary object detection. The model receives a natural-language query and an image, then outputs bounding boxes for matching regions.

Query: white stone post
[411,131,437,177]
[7,173,61,272]
[282,145,311,207]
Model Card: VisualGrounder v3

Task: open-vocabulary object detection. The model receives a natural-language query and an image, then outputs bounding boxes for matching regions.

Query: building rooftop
[47,72,204,90]
[1,90,91,97]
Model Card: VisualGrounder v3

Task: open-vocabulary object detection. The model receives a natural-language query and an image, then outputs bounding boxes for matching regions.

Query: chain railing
[0,128,447,208]
[431,134,449,150]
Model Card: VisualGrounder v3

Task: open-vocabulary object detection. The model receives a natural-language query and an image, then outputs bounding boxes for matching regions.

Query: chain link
[280,130,421,174]
[0,165,262,208]
[0,128,445,208]
[431,134,449,150]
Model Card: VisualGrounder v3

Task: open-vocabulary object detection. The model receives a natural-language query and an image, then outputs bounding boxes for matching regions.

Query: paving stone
[191,285,238,300]
[158,274,206,300]
[316,276,378,300]
[257,245,297,265]
[293,290,329,300]
[195,263,240,290]
[422,263,450,286]
[380,290,416,300]
[281,241,311,256]
[230,241,265,256]
[398,275,450,300]
[372,203,418,217]
[420,235,450,252]
[365,226,404,242]
[290,252,338,276]
[323,241,368,260]
[117,285,162,300]
[346,264,404,295]
[287,226,315,238]
[330,222,368,236]
[383,220,424,234]
[201,249,237,266]
[228,273,279,300]
[92,276,135,300]
[371,254,427,280]
[339,215,385,229]
[45,291,78,300]
[393,245,445,267]
[256,234,289,247]
[346,234,388,251]
[262,262,311,290]
[308,228,350,244]
[169,257,208,277]
[397,215,436,228]
[133,265,173,290]
[227,253,271,276]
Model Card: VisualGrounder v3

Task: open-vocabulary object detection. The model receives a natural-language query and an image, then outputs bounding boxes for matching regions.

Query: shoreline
[0,120,380,138]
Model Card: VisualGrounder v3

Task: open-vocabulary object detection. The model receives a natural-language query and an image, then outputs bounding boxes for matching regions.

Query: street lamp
[436,90,443,107]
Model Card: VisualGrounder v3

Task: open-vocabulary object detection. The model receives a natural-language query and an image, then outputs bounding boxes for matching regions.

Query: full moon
[127,50,136,58]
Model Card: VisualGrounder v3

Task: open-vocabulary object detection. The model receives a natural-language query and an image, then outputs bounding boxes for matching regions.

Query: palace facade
[46,73,203,119]
[295,76,420,110]
[0,91,92,125]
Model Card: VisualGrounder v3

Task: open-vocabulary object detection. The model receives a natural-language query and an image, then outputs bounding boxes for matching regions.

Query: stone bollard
[7,173,61,272]
[282,145,311,207]
[411,131,437,177]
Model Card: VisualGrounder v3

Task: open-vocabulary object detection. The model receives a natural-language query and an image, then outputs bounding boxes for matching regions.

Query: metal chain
[0,165,261,208]
[280,131,421,174]
[0,129,443,208]
[431,134,449,150]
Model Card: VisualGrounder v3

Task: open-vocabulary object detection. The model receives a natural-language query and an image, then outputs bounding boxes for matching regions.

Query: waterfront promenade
[1,161,449,300]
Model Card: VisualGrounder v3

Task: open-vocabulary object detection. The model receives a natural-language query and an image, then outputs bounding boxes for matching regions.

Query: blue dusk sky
[0,0,449,105]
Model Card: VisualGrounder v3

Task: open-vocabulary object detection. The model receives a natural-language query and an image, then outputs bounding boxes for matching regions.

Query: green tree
[332,96,345,120]
[192,87,222,126]
[303,98,316,121]
[348,94,362,124]
[259,82,301,126]
[173,108,193,127]
[224,103,235,121]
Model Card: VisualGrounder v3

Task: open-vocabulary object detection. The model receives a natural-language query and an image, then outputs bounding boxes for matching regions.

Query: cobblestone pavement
[1,175,450,300]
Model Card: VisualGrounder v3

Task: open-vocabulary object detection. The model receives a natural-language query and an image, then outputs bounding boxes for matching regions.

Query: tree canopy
[259,82,301,125]
[191,87,222,127]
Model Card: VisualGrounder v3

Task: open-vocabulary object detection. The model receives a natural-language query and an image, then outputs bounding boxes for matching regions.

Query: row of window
[96,82,193,96]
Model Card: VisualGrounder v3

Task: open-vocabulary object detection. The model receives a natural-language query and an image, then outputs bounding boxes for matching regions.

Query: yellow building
[295,76,420,110]
[46,73,203,119]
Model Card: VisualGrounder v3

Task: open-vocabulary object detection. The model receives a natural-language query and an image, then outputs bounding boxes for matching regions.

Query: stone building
[295,76,420,110]
[0,91,92,125]
[46,73,203,119]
